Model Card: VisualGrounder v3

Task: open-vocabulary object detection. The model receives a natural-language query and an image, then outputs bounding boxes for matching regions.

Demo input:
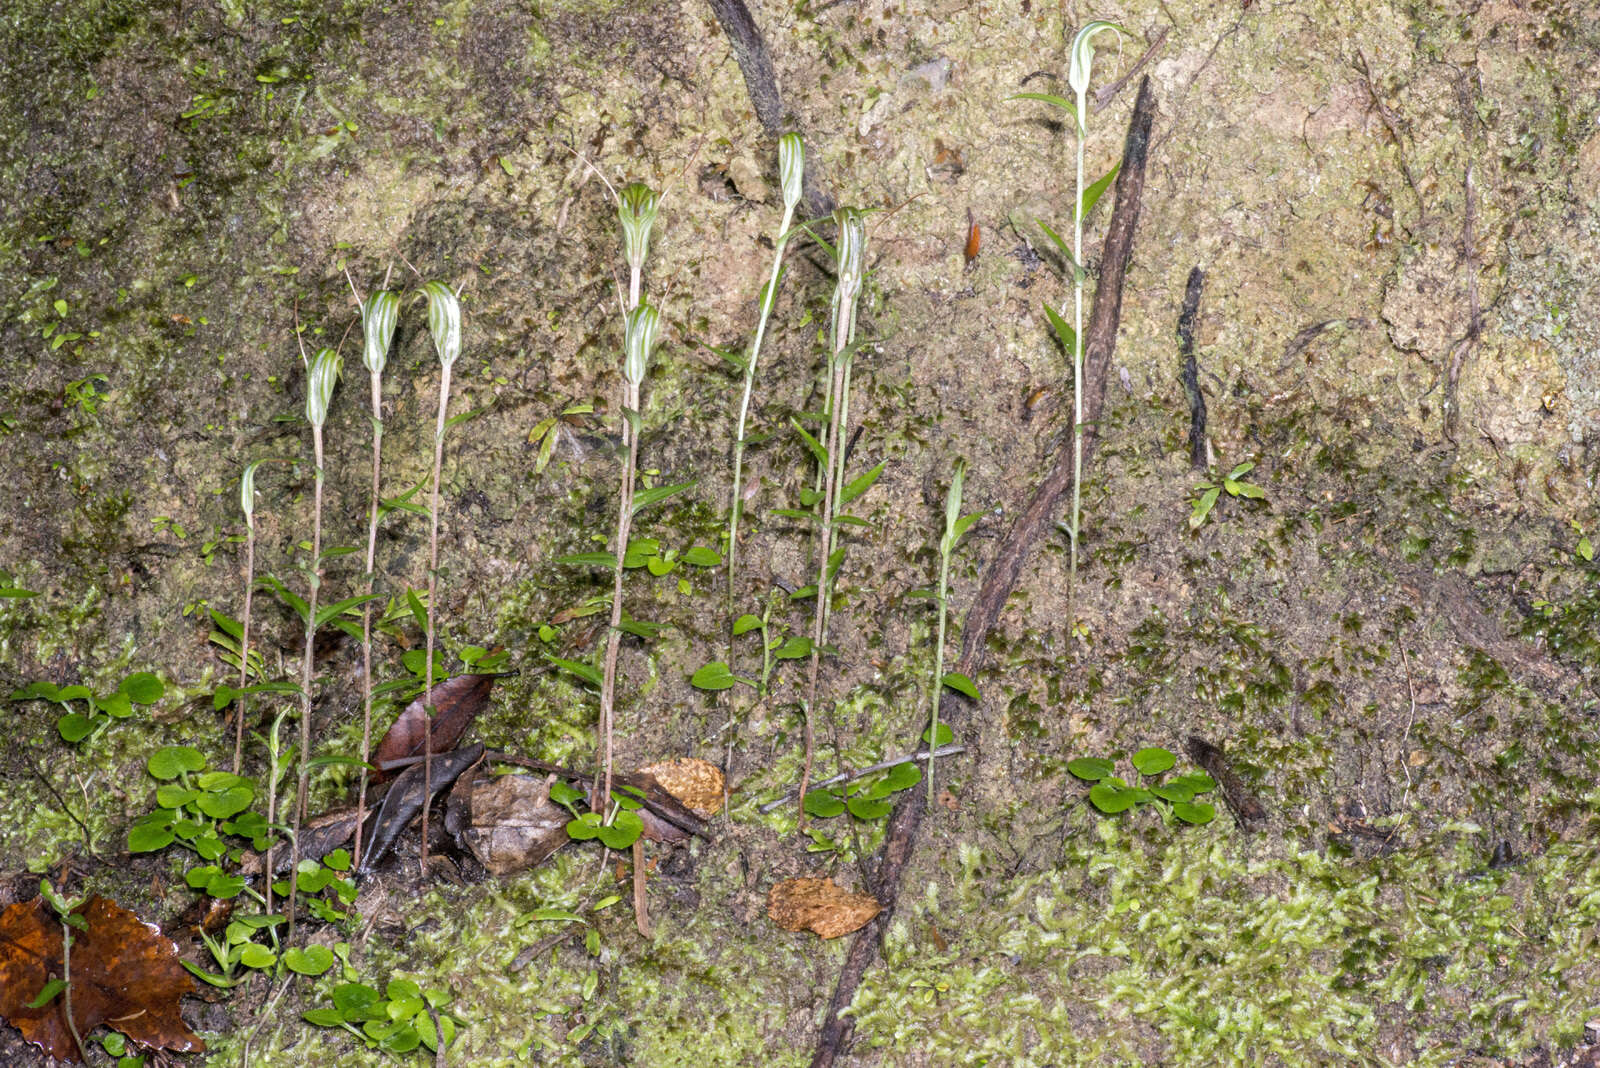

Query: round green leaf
[803,789,845,819]
[196,786,254,819]
[1131,747,1175,776]
[597,810,644,849]
[1173,801,1216,825]
[681,545,722,567]
[95,692,133,718]
[689,662,736,691]
[731,614,762,636]
[148,746,206,781]
[566,812,603,840]
[1151,782,1195,804]
[922,722,954,746]
[284,945,335,975]
[846,795,893,820]
[878,762,922,793]
[118,671,165,704]
[156,785,200,809]
[1088,783,1142,814]
[1067,757,1115,782]
[128,823,175,852]
[237,944,277,970]
[57,713,96,742]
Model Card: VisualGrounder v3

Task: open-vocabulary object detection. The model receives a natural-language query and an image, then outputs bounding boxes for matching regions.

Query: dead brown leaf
[0,895,204,1063]
[767,877,881,940]
[371,673,496,779]
[445,771,569,877]
[638,758,725,817]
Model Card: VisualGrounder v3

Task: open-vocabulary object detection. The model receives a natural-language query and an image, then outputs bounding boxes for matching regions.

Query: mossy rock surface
[2,0,1598,1064]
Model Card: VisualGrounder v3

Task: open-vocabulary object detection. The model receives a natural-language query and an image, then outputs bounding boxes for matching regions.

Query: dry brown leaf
[371,673,496,780]
[0,895,204,1062]
[767,877,881,939]
[638,758,724,817]
[446,771,569,877]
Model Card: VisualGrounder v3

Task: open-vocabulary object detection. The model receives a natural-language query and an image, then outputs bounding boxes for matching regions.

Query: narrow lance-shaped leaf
[1009,91,1080,126]
[1077,161,1121,222]
[1043,303,1077,357]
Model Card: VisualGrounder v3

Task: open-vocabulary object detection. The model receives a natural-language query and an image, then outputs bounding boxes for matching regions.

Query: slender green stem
[288,430,324,938]
[352,372,383,870]
[598,380,639,812]
[420,361,453,872]
[1070,114,1086,607]
[59,913,86,1064]
[927,550,950,807]
[727,203,797,650]
[232,531,254,774]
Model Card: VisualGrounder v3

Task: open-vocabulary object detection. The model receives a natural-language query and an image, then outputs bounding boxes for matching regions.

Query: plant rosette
[1067,747,1217,825]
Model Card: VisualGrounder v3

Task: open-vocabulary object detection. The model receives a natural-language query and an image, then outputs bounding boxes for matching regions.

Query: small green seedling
[914,459,983,805]
[1189,461,1267,529]
[1012,18,1125,606]
[34,879,89,1062]
[9,671,165,744]
[692,588,811,697]
[1067,746,1217,824]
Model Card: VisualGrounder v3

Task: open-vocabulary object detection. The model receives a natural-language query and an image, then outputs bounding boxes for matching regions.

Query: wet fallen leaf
[360,743,486,871]
[445,770,568,877]
[0,895,204,1062]
[638,758,725,817]
[767,877,881,940]
[371,673,495,779]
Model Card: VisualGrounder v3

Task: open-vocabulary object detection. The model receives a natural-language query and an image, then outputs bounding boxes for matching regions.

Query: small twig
[23,748,101,860]
[1093,25,1168,110]
[1443,163,1481,443]
[758,745,966,813]
[1177,266,1207,471]
[631,838,651,938]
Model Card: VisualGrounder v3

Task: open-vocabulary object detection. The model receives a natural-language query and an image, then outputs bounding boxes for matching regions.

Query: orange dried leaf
[0,895,204,1063]
[767,877,881,940]
[637,758,725,817]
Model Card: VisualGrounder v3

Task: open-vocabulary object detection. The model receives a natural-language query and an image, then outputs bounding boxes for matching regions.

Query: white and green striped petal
[419,281,461,370]
[305,347,341,429]
[361,289,400,376]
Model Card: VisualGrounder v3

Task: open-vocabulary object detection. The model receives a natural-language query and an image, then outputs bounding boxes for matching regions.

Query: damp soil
[2,0,1599,1065]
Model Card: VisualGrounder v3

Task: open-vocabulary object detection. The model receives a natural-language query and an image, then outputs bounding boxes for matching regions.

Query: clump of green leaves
[802,760,921,853]
[9,671,165,743]
[1189,461,1267,529]
[1067,746,1217,824]
[304,976,462,1057]
[550,778,644,851]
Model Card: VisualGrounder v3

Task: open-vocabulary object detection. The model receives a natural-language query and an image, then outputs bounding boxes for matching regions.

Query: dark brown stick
[807,76,1158,1068]
[1178,267,1207,470]
[705,0,833,216]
